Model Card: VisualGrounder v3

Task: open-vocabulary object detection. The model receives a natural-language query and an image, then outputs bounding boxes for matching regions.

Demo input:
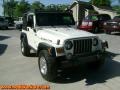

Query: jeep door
[26,14,37,50]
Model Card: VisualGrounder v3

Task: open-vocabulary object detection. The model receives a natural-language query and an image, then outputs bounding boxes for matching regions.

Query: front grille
[73,39,92,54]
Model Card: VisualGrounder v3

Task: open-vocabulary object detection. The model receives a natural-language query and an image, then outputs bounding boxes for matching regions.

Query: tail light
[81,21,88,26]
[81,21,92,26]
[88,22,93,26]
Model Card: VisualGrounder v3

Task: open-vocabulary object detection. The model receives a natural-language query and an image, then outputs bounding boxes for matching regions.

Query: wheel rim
[40,56,47,75]
[21,41,24,53]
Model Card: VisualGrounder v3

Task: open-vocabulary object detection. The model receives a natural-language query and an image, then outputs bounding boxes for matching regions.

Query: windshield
[85,15,111,21]
[36,13,75,26]
[98,15,111,21]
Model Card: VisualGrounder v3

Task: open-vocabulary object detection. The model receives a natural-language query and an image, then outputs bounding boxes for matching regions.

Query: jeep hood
[37,26,96,45]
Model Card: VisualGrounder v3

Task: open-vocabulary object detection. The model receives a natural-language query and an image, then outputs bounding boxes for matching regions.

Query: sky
[0,0,119,16]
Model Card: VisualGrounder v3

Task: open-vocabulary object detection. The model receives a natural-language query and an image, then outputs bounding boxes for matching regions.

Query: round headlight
[93,38,98,46]
[65,41,73,50]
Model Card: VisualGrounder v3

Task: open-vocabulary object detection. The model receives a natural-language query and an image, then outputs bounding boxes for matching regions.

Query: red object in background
[103,16,120,34]
[79,14,111,33]
[80,21,93,31]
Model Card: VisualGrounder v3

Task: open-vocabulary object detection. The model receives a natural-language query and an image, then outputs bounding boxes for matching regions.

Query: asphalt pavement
[0,29,120,90]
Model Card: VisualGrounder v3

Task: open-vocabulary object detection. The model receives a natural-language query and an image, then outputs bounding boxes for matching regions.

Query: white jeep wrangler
[20,10,108,81]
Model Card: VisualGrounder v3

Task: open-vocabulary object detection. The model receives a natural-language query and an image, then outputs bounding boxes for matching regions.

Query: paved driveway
[0,30,120,90]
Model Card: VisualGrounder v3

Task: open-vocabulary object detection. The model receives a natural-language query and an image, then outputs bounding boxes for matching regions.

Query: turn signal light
[56,48,64,54]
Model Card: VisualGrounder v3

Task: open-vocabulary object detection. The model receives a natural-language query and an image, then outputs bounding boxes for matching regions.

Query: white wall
[93,5,118,19]
[71,3,79,26]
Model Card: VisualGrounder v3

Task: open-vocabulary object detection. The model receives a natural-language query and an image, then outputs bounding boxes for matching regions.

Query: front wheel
[38,50,57,81]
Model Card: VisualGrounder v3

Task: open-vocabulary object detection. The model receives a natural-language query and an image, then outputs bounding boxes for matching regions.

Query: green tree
[90,0,111,7]
[57,4,70,11]
[46,4,69,11]
[3,0,18,17]
[112,5,120,14]
[14,0,30,17]
[31,1,45,10]
[46,4,58,11]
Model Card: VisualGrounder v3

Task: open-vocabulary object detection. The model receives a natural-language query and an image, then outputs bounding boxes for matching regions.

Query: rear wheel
[38,50,57,81]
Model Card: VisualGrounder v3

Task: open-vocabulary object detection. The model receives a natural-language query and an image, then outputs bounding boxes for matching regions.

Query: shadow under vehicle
[53,51,120,85]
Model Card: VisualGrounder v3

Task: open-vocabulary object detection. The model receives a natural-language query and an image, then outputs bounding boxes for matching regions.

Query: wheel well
[37,43,56,57]
[20,33,29,46]
[20,33,27,40]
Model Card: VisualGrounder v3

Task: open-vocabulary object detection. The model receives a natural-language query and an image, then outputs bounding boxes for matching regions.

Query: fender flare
[37,43,56,57]
[20,32,27,40]
[20,32,29,45]
[20,32,28,41]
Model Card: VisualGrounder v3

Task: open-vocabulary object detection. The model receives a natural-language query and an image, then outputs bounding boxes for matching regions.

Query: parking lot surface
[0,29,120,90]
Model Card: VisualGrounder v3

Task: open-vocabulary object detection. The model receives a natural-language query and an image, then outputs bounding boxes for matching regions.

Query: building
[69,0,118,27]
[93,5,117,18]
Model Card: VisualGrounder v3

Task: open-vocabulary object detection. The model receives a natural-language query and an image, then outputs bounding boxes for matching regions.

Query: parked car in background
[80,14,111,33]
[103,16,120,34]
[5,17,14,26]
[14,17,23,29]
[0,17,8,29]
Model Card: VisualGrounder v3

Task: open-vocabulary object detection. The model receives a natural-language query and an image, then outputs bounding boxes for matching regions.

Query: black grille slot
[73,39,92,54]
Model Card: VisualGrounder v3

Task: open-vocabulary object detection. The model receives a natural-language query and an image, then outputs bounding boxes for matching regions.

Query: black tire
[21,38,30,56]
[38,50,57,81]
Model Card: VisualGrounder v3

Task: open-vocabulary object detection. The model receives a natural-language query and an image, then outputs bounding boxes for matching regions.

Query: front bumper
[104,26,120,32]
[0,25,8,28]
[59,51,107,67]
[79,26,93,31]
